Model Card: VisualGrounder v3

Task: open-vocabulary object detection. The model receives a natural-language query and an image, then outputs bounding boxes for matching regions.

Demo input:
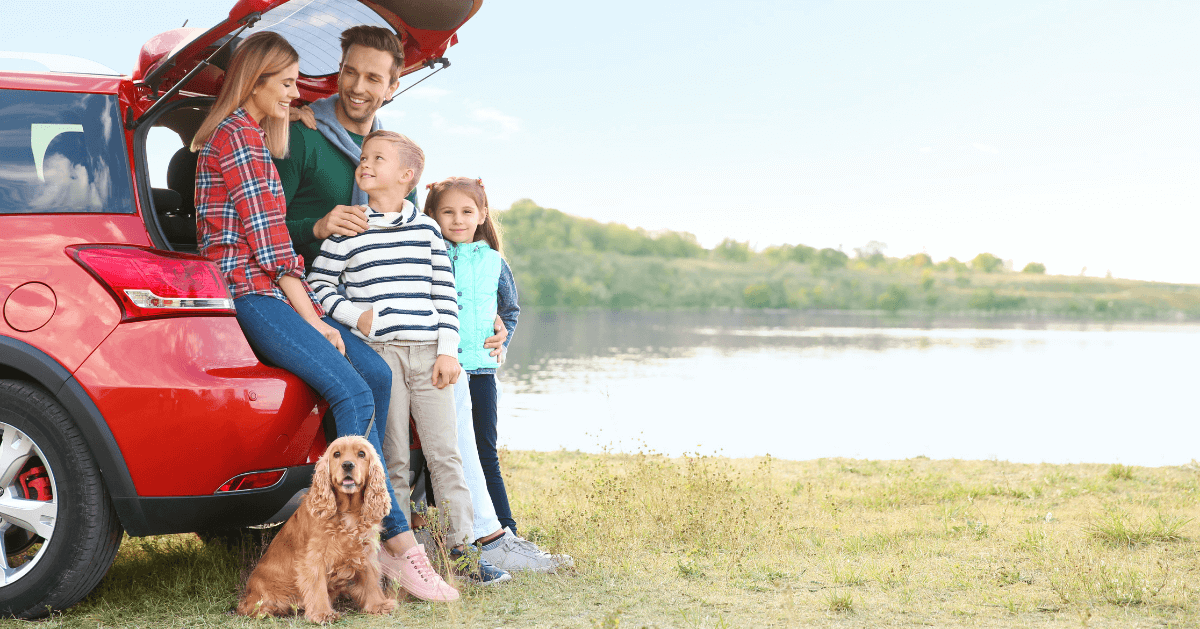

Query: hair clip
[425,183,433,190]
[476,178,485,189]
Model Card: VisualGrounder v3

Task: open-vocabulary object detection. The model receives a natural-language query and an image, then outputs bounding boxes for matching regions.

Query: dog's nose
[342,461,354,472]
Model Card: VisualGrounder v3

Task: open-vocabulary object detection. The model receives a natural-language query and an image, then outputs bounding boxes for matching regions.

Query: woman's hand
[277,276,344,355]
[311,318,346,355]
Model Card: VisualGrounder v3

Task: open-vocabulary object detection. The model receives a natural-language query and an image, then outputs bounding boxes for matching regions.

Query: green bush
[714,238,751,262]
[971,253,1004,273]
[878,284,909,312]
[813,248,849,272]
[743,283,772,308]
[1022,262,1046,274]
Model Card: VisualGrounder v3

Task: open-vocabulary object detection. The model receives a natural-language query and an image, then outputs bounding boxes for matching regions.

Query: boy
[306,130,509,585]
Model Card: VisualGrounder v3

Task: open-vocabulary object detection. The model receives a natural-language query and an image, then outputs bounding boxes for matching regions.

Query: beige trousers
[368,341,473,547]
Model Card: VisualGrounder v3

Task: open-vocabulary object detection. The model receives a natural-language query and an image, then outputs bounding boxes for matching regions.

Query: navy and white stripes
[305,201,460,356]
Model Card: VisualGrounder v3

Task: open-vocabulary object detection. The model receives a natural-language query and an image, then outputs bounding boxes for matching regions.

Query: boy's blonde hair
[362,130,424,194]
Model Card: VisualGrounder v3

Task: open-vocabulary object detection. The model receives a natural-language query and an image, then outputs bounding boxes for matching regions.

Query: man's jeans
[233,294,409,539]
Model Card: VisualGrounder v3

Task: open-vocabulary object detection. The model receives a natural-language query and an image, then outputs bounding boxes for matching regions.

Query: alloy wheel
[0,422,58,586]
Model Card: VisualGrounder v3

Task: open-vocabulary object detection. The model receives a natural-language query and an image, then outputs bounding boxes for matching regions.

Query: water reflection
[499,310,1200,466]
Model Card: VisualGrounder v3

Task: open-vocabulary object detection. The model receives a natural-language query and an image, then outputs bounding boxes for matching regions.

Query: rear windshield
[0,90,133,214]
[258,0,395,78]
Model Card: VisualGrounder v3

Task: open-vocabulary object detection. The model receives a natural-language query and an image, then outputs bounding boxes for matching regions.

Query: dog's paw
[305,609,341,624]
[363,599,397,615]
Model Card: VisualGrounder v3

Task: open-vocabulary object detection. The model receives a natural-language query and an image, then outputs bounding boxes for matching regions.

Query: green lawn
[21,450,1200,628]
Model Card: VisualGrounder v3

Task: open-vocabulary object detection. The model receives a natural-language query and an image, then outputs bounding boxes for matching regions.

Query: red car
[0,0,481,618]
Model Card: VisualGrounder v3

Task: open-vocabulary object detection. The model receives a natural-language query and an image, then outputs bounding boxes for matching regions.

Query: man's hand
[313,205,370,239]
[357,309,373,337]
[484,314,507,358]
[431,354,461,389]
[289,104,317,130]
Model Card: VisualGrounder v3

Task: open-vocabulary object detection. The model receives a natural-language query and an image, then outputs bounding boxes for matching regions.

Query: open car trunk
[129,0,482,252]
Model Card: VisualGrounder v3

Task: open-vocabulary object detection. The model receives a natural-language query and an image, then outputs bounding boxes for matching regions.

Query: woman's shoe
[379,544,460,602]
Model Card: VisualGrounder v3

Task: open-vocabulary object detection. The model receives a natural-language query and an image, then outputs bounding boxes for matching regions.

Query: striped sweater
[306,201,460,355]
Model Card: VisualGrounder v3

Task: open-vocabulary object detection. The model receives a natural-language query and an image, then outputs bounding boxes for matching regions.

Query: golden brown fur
[236,436,395,623]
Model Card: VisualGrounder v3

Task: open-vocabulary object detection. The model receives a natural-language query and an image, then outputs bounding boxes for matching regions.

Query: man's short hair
[340,25,404,82]
[363,130,424,193]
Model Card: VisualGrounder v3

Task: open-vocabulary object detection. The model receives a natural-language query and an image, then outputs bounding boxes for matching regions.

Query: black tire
[0,379,123,619]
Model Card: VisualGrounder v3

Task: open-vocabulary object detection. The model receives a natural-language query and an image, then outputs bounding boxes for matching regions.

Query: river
[494,310,1198,467]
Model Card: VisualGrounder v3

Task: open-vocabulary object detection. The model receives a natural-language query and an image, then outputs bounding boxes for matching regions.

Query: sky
[4,0,1198,282]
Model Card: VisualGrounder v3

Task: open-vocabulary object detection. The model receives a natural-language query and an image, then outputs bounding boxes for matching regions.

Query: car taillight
[216,469,286,493]
[66,245,234,321]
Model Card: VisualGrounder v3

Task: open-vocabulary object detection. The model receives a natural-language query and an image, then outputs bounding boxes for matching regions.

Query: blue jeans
[234,294,409,538]
[469,373,516,533]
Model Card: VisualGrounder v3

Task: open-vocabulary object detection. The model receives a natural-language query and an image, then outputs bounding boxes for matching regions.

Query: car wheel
[0,380,123,619]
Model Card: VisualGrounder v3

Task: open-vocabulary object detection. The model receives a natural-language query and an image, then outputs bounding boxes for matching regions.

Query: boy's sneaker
[451,548,512,585]
[480,528,574,573]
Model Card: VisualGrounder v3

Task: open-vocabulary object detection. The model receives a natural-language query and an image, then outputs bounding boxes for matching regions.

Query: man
[274,25,569,575]
[275,25,412,269]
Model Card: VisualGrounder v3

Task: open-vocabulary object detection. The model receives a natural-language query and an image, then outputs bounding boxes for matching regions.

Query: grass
[15,452,1200,628]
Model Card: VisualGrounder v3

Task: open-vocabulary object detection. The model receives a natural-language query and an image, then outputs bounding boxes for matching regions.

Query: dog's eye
[357,450,366,458]
[333,451,341,458]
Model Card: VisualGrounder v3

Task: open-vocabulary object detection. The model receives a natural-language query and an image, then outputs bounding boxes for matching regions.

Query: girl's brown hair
[190,31,299,157]
[424,177,502,255]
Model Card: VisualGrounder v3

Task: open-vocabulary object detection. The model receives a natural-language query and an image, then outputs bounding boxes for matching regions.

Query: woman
[192,31,457,602]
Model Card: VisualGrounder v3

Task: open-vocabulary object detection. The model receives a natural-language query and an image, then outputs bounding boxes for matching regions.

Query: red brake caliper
[18,463,52,501]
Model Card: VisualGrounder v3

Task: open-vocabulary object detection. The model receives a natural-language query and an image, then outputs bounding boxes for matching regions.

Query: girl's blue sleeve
[497,258,520,348]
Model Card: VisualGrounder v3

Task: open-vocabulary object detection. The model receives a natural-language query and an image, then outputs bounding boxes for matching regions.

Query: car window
[257,0,395,78]
[0,89,133,214]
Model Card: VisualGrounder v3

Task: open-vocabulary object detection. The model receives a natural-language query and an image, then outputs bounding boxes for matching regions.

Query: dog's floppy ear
[308,443,337,519]
[362,440,391,524]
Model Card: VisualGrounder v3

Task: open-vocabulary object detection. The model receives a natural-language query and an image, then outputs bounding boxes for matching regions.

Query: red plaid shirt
[196,108,321,315]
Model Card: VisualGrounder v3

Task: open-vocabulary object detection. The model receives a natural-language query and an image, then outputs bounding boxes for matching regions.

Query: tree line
[498,200,1200,319]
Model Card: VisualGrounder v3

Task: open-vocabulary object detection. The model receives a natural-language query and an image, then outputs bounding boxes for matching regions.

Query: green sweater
[274,123,418,268]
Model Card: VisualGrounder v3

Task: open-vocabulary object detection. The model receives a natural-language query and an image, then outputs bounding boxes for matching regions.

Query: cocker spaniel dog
[237,436,396,623]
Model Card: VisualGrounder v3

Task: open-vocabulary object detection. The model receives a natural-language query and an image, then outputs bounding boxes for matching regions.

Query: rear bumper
[74,316,325,497]
[116,464,313,536]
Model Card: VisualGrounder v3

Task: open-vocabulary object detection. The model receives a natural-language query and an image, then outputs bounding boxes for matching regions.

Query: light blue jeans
[453,377,504,539]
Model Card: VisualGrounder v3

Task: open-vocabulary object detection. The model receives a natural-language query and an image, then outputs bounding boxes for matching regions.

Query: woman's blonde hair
[191,31,298,157]
[424,177,502,255]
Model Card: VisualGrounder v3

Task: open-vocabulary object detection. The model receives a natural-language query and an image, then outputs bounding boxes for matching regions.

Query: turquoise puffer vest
[448,241,501,371]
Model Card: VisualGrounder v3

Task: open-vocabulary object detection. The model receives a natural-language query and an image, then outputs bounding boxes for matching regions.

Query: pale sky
[5,1,1198,282]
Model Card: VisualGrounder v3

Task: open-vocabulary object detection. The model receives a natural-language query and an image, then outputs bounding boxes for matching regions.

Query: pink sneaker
[379,544,460,602]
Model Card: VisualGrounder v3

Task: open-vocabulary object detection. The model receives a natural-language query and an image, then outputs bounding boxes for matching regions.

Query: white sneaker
[480,528,574,573]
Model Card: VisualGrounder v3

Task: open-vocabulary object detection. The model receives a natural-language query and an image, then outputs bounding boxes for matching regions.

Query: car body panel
[0,215,145,372]
[73,316,325,496]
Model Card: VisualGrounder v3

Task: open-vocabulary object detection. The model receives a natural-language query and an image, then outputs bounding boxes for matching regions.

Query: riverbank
[501,200,1200,321]
[33,450,1199,628]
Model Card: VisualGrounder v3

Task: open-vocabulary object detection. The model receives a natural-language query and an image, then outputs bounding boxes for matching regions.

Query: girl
[193,32,457,602]
[424,177,572,572]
